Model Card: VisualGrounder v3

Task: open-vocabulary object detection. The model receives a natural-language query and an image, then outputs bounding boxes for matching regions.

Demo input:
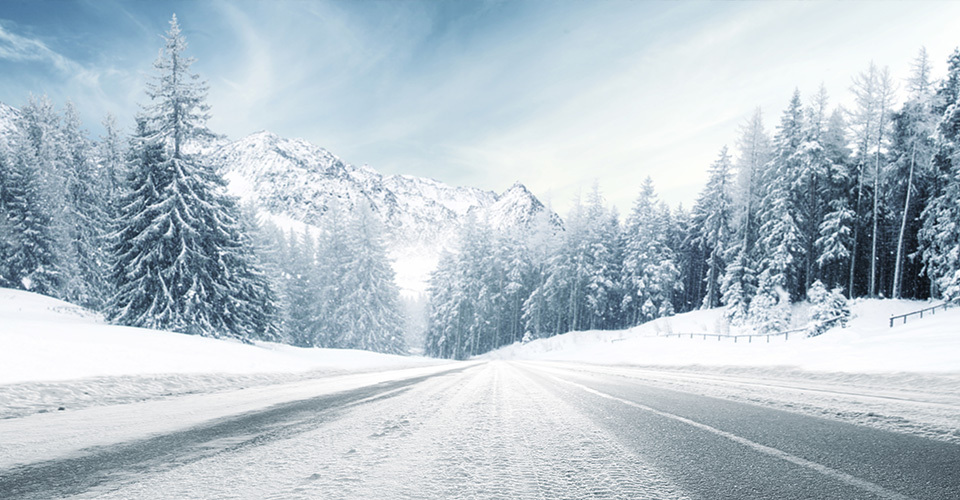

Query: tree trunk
[849,162,864,298]
[870,98,887,297]
[893,143,917,299]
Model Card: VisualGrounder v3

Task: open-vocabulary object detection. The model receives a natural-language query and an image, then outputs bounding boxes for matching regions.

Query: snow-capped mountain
[208,130,560,292]
[0,100,558,293]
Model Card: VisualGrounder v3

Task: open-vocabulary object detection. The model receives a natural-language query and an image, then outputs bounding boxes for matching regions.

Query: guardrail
[889,302,952,327]
[661,328,804,343]
[656,315,846,343]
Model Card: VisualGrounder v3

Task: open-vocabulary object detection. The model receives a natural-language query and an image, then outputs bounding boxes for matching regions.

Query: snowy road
[1,361,958,500]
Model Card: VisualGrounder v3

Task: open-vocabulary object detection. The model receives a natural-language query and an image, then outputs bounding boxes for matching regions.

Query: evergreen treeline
[426,47,960,359]
[0,16,405,353]
[4,17,960,360]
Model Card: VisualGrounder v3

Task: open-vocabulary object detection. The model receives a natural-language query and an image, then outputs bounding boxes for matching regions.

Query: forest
[2,17,960,359]
[423,49,960,359]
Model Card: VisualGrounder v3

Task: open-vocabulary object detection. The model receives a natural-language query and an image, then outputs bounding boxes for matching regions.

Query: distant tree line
[425,47,960,358]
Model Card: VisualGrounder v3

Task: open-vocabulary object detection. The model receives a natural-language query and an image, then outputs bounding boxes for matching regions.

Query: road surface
[1,361,958,499]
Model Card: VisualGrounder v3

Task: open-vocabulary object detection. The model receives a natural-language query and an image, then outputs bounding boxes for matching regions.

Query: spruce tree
[920,49,960,302]
[60,101,111,309]
[756,91,805,301]
[692,146,734,309]
[338,202,407,354]
[109,15,274,339]
[1,102,62,295]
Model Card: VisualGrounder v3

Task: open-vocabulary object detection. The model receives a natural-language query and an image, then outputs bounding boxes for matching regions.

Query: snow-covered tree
[621,177,680,325]
[691,147,734,309]
[748,269,791,334]
[921,49,960,302]
[59,101,111,309]
[335,202,407,354]
[280,229,321,347]
[807,280,850,336]
[756,90,805,301]
[890,49,936,299]
[109,16,274,339]
[1,98,63,295]
[849,63,897,297]
[99,113,127,202]
[721,245,755,325]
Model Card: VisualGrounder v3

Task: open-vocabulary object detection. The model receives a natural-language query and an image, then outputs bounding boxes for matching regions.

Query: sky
[2,0,960,214]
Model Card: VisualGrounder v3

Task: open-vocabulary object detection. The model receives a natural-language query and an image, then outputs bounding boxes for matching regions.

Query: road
[1,361,958,499]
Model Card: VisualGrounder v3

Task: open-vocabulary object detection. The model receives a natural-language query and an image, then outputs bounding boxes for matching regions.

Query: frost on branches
[108,15,275,340]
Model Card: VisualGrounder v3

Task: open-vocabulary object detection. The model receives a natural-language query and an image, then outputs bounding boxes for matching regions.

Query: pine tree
[282,229,321,347]
[621,177,680,325]
[890,49,935,299]
[99,113,127,204]
[721,246,755,325]
[0,146,18,287]
[816,109,854,291]
[336,202,407,354]
[109,16,274,339]
[749,269,791,334]
[59,101,111,309]
[721,110,770,322]
[756,91,805,301]
[920,49,960,302]
[807,280,850,336]
[1,99,63,295]
[692,147,734,309]
[849,63,896,297]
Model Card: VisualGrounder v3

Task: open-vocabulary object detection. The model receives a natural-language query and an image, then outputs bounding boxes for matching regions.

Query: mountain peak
[210,130,560,292]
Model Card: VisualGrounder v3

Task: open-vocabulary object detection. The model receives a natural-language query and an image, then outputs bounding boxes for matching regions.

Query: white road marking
[541,370,915,500]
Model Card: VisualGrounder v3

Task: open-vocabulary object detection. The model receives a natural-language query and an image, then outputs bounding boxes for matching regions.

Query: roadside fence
[889,302,953,327]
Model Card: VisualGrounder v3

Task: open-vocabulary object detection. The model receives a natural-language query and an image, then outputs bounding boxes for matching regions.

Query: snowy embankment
[0,288,448,419]
[484,298,959,372]
[485,299,960,443]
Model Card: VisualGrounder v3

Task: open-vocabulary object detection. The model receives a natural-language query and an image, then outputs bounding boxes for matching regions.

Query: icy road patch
[63,362,690,500]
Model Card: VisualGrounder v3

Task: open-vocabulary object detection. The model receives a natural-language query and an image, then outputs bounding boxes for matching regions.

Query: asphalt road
[1,361,957,499]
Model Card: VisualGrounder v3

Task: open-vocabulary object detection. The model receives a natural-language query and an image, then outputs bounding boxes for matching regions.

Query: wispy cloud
[4,1,960,215]
[0,22,85,75]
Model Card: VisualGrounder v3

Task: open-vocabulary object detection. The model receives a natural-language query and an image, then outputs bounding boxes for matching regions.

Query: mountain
[208,130,560,293]
[0,101,559,293]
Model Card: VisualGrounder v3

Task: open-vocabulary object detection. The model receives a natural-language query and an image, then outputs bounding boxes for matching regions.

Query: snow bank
[484,298,960,373]
[0,288,446,417]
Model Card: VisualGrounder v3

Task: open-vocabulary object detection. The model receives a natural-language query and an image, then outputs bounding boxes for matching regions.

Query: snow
[0,288,448,418]
[48,362,690,500]
[484,298,960,373]
[209,129,558,294]
[0,101,19,139]
[0,362,467,470]
[484,299,960,444]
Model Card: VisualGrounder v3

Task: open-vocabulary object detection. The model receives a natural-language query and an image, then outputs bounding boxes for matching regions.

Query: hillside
[484,298,960,373]
[0,287,446,418]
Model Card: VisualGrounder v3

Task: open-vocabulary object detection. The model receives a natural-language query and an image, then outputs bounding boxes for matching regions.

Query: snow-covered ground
[0,288,447,419]
[485,299,960,443]
[484,298,960,373]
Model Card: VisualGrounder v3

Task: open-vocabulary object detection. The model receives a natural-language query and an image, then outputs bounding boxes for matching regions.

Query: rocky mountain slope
[208,131,560,292]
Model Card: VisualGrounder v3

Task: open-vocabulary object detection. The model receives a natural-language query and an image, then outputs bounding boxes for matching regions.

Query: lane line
[538,369,914,500]
[548,362,960,408]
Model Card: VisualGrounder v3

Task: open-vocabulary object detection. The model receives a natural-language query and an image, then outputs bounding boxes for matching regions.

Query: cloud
[0,22,84,75]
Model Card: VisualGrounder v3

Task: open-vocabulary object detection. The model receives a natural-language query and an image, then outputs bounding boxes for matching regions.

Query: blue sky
[2,0,960,213]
